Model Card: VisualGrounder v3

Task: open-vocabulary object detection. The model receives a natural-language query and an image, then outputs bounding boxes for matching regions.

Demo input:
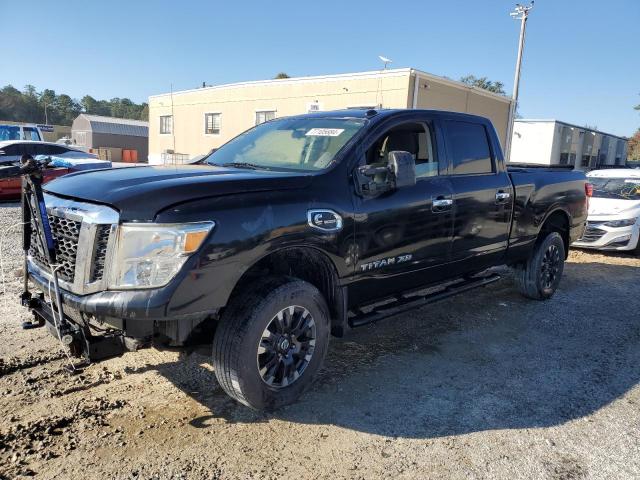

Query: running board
[348,273,501,328]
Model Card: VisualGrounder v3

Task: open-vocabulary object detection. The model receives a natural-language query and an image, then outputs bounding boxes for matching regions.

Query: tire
[212,276,330,411]
[514,231,565,300]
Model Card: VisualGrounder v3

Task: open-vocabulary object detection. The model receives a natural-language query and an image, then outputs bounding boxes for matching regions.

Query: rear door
[349,115,454,304]
[442,119,513,269]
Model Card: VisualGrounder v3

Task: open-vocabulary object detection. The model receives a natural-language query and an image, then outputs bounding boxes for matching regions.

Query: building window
[581,155,590,167]
[160,115,172,134]
[205,113,221,135]
[307,102,322,113]
[559,152,569,165]
[255,110,276,125]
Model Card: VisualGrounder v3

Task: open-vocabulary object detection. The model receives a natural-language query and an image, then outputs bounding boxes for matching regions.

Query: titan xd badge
[359,254,412,272]
[307,209,343,232]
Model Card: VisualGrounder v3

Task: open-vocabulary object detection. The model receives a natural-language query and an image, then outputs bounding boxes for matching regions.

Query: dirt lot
[0,202,639,479]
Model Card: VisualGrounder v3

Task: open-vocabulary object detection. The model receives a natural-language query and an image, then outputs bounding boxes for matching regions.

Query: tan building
[148,68,512,164]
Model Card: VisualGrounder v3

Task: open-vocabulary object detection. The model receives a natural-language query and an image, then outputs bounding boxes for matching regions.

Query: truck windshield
[589,177,640,200]
[205,117,365,171]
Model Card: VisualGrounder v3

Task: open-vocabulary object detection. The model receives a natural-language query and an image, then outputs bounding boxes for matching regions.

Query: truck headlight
[109,222,214,289]
[603,218,637,228]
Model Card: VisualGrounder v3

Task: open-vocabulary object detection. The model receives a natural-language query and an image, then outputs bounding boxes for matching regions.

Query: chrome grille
[90,225,112,282]
[578,222,606,243]
[27,193,119,295]
[29,215,81,282]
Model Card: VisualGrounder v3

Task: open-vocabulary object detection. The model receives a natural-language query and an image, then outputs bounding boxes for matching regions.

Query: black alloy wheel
[540,243,562,290]
[257,305,317,388]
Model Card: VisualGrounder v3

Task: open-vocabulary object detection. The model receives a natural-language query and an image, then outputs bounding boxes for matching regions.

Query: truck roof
[295,108,493,124]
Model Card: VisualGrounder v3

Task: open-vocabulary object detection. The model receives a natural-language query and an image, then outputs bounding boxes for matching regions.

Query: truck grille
[27,193,120,295]
[90,225,112,282]
[29,215,82,282]
[578,222,606,243]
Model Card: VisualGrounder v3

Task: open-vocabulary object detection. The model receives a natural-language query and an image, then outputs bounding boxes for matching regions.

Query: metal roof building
[71,114,149,162]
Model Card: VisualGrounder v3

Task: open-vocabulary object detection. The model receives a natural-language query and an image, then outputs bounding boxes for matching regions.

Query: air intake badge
[307,209,343,232]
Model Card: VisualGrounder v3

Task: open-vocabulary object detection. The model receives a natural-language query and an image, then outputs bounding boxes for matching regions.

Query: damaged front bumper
[23,292,140,362]
[25,260,217,361]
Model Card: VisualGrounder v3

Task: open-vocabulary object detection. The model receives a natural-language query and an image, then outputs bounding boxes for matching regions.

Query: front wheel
[212,276,330,411]
[514,231,566,300]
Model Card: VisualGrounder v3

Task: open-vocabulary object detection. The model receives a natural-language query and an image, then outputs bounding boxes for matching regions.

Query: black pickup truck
[23,109,588,410]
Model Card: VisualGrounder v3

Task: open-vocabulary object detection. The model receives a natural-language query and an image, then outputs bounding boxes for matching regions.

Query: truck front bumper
[27,261,217,356]
[27,259,214,323]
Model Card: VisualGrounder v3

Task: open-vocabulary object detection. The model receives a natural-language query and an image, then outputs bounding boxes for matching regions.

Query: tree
[274,72,290,79]
[0,84,148,125]
[628,129,640,161]
[460,75,506,95]
[139,103,149,121]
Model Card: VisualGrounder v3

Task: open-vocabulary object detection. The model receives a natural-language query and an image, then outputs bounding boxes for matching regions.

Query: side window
[22,143,38,156]
[36,144,66,156]
[23,127,40,141]
[0,144,20,157]
[365,122,438,178]
[444,120,494,175]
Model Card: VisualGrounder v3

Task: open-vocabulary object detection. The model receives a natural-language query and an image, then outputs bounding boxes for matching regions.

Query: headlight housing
[603,218,637,228]
[108,222,214,289]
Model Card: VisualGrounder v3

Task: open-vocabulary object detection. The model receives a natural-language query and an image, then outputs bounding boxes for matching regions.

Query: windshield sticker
[306,128,345,137]
[624,179,640,183]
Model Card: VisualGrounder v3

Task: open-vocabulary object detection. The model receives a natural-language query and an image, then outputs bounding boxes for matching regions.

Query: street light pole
[505,2,534,162]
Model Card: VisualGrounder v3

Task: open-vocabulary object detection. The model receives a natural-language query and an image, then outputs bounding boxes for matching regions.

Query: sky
[2,0,639,136]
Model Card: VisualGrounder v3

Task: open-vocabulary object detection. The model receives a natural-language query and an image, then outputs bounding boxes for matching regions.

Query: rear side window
[0,144,20,156]
[444,120,493,175]
[23,127,40,141]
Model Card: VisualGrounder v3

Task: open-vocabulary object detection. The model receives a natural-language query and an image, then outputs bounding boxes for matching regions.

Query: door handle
[495,191,511,203]
[432,196,453,212]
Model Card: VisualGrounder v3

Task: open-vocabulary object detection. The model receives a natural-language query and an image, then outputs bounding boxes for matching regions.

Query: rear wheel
[212,276,330,411]
[514,231,565,300]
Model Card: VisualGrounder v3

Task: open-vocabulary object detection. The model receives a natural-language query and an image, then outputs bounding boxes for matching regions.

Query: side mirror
[388,151,416,188]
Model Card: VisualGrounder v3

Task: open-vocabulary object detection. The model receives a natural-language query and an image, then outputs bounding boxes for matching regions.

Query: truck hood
[588,197,640,217]
[44,165,312,221]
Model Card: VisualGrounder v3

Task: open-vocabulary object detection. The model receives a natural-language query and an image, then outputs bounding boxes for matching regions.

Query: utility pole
[44,101,49,125]
[505,2,534,162]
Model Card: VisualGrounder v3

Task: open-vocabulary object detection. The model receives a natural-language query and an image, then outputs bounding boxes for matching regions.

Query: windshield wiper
[219,162,265,170]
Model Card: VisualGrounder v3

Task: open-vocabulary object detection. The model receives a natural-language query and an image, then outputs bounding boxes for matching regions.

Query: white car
[573,169,640,253]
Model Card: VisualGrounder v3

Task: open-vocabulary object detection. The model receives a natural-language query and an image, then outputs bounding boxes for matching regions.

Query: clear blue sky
[3,0,639,136]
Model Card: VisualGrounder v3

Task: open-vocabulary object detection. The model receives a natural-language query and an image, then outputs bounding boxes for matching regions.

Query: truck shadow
[137,260,640,439]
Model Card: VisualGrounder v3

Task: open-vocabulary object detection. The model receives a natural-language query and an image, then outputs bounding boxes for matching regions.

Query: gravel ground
[0,202,639,479]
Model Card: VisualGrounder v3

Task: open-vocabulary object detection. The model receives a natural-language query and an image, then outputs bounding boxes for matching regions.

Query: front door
[349,118,454,305]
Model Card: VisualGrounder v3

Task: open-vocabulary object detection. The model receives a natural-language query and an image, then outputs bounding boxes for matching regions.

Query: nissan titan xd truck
[21,109,588,410]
